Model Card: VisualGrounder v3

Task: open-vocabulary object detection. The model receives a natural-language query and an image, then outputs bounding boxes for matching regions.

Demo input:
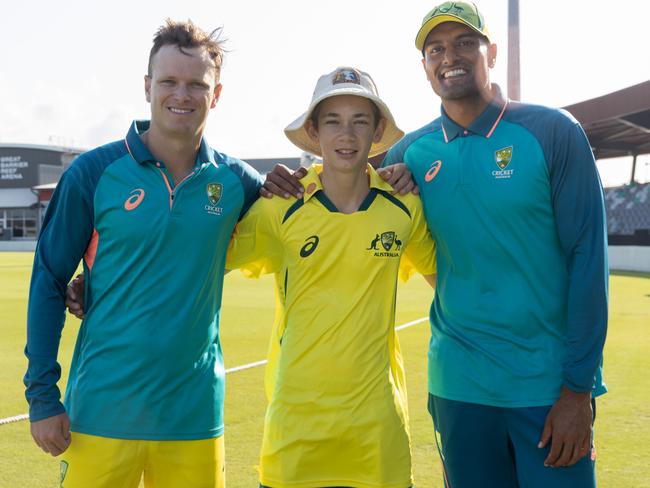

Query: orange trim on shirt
[124,138,135,161]
[486,100,509,138]
[441,123,449,143]
[156,167,174,209]
[84,229,99,272]
[176,172,194,187]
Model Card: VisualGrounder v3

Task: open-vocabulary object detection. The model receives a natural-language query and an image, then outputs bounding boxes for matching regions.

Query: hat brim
[415,14,491,51]
[284,87,404,158]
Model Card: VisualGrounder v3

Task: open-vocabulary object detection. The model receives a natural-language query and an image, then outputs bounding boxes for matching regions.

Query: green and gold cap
[416,1,491,51]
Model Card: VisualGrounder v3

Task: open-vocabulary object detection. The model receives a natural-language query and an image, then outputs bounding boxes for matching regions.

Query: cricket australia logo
[492,146,515,179]
[205,182,224,215]
[367,231,402,258]
[207,183,222,204]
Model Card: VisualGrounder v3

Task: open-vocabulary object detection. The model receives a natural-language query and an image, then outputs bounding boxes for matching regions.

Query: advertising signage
[0,146,81,189]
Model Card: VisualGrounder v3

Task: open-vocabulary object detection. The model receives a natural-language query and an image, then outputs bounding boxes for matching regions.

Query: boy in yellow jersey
[226,67,436,488]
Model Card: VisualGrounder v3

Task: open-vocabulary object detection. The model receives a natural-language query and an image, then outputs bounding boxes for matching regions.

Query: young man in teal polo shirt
[24,20,262,487]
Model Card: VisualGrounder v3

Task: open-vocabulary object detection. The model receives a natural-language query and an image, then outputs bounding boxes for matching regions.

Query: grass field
[1,252,649,487]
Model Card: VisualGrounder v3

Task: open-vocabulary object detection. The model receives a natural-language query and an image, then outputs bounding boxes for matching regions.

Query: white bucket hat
[284,67,404,158]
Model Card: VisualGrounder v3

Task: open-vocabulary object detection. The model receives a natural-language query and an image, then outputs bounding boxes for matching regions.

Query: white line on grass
[0,413,29,425]
[226,359,268,374]
[0,316,428,426]
[395,316,428,331]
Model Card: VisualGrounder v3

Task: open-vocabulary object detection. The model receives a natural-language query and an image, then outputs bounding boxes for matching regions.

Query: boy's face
[307,95,385,174]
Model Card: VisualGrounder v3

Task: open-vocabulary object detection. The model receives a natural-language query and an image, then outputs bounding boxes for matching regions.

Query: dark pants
[428,394,597,488]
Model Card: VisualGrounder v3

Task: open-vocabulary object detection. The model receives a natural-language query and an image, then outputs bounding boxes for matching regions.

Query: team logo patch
[381,231,395,251]
[60,460,69,485]
[495,146,513,169]
[205,183,224,215]
[367,231,401,257]
[332,68,361,85]
[425,160,442,182]
[492,146,515,179]
[300,235,319,257]
[207,183,223,205]
[124,188,145,211]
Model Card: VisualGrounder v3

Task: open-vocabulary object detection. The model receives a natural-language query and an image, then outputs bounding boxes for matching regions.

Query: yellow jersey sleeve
[399,194,437,282]
[226,198,284,277]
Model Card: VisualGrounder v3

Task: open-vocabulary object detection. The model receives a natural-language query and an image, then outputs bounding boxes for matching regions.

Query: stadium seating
[604,182,650,236]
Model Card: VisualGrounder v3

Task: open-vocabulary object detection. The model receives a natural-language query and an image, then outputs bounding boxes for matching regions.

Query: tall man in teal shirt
[24,20,262,487]
[381,2,608,487]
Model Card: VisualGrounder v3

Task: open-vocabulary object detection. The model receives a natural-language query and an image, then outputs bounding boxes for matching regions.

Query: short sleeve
[399,197,436,282]
[226,198,284,277]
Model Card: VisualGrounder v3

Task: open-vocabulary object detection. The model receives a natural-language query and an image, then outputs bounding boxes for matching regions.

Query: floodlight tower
[507,0,521,100]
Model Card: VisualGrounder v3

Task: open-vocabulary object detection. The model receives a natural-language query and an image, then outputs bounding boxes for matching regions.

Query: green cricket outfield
[1,252,648,487]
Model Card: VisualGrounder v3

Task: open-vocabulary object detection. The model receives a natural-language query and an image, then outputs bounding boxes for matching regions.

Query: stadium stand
[605,182,650,245]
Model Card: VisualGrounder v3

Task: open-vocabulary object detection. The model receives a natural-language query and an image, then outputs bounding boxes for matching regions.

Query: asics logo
[124,188,145,211]
[300,235,319,258]
[424,160,442,182]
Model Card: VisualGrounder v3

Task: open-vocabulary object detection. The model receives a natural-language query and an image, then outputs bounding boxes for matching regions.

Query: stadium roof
[563,80,650,160]
[0,142,85,153]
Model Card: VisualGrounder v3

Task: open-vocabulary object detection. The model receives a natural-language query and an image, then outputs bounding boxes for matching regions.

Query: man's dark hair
[148,19,225,79]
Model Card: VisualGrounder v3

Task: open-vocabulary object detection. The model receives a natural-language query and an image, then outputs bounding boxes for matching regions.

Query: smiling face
[306,95,386,175]
[145,44,222,141]
[421,21,496,102]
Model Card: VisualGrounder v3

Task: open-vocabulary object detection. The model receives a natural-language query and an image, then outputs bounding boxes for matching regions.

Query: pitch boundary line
[225,359,267,374]
[0,413,29,425]
[0,316,428,426]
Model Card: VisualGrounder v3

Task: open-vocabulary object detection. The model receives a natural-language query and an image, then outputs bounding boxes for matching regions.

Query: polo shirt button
[463,130,469,135]
[156,162,161,167]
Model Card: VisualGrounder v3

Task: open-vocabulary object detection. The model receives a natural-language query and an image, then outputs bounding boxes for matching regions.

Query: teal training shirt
[24,121,263,439]
[383,97,608,407]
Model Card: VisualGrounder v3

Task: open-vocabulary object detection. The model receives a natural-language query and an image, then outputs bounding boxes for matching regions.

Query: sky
[2,0,649,186]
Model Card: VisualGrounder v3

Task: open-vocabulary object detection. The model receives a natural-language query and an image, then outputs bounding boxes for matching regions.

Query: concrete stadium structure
[0,144,82,243]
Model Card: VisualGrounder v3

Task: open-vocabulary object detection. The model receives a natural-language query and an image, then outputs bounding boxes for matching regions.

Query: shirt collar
[124,120,217,168]
[440,86,508,143]
[301,163,394,202]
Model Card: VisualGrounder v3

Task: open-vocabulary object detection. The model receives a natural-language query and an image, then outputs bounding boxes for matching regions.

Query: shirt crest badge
[381,231,396,251]
[495,146,513,169]
[207,183,223,205]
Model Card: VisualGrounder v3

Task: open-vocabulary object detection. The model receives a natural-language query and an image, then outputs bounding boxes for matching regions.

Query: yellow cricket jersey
[226,164,436,488]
